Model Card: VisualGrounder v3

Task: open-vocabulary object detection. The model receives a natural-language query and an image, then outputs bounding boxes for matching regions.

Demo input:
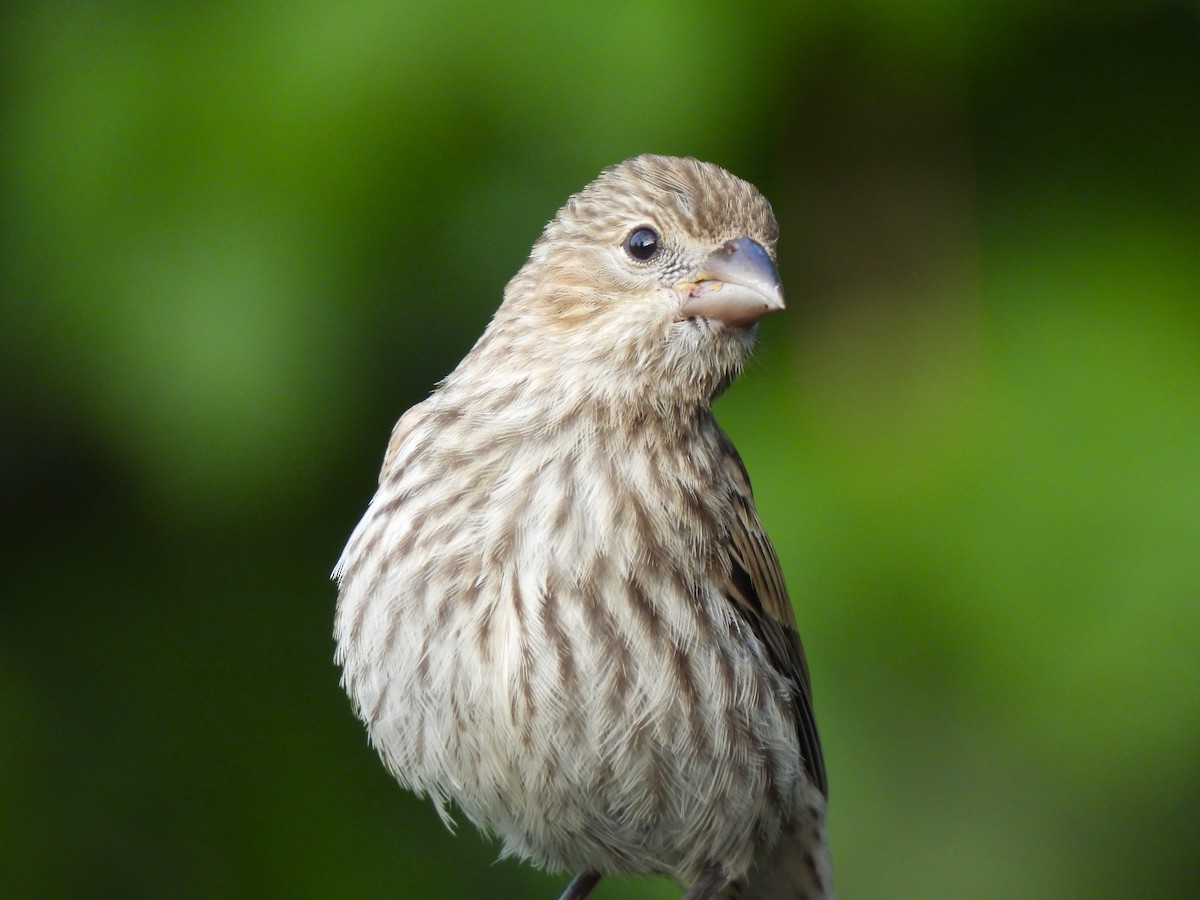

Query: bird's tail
[721,814,834,900]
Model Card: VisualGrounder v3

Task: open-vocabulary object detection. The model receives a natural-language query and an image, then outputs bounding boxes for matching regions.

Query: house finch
[334,155,831,900]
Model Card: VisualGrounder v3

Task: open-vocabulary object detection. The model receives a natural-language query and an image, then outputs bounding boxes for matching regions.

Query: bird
[333,154,831,900]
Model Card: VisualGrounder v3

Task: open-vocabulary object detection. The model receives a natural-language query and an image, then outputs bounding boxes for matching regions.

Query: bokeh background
[2,1,1198,898]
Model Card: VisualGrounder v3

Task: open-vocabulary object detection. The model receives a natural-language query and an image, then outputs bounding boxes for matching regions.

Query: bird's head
[473,155,785,410]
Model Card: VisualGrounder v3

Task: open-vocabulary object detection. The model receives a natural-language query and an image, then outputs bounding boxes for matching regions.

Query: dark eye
[624,226,660,261]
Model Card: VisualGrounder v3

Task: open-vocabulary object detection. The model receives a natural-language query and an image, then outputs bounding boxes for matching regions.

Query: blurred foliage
[2,1,1198,898]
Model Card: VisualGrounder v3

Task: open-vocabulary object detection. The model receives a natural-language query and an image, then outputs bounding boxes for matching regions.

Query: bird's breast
[335,420,804,879]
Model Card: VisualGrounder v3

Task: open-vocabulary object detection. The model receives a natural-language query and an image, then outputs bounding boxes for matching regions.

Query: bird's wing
[717,431,828,797]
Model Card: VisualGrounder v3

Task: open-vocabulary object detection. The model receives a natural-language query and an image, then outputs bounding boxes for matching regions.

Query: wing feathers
[719,435,827,797]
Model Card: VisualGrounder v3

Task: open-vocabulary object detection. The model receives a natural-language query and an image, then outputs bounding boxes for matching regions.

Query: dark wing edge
[719,436,828,798]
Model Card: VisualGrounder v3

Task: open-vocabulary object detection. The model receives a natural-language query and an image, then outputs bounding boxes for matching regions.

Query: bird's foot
[680,864,730,900]
[557,870,602,900]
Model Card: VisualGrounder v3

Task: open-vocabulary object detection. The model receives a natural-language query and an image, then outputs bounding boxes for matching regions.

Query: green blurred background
[2,1,1198,897]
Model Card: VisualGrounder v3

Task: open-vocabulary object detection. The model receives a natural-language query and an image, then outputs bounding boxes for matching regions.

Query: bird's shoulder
[379,398,435,483]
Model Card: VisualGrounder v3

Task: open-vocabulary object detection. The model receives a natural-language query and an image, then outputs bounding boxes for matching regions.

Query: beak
[677,237,785,327]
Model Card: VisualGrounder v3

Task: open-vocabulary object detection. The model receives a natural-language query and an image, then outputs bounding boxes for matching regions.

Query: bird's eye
[624,227,660,262]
